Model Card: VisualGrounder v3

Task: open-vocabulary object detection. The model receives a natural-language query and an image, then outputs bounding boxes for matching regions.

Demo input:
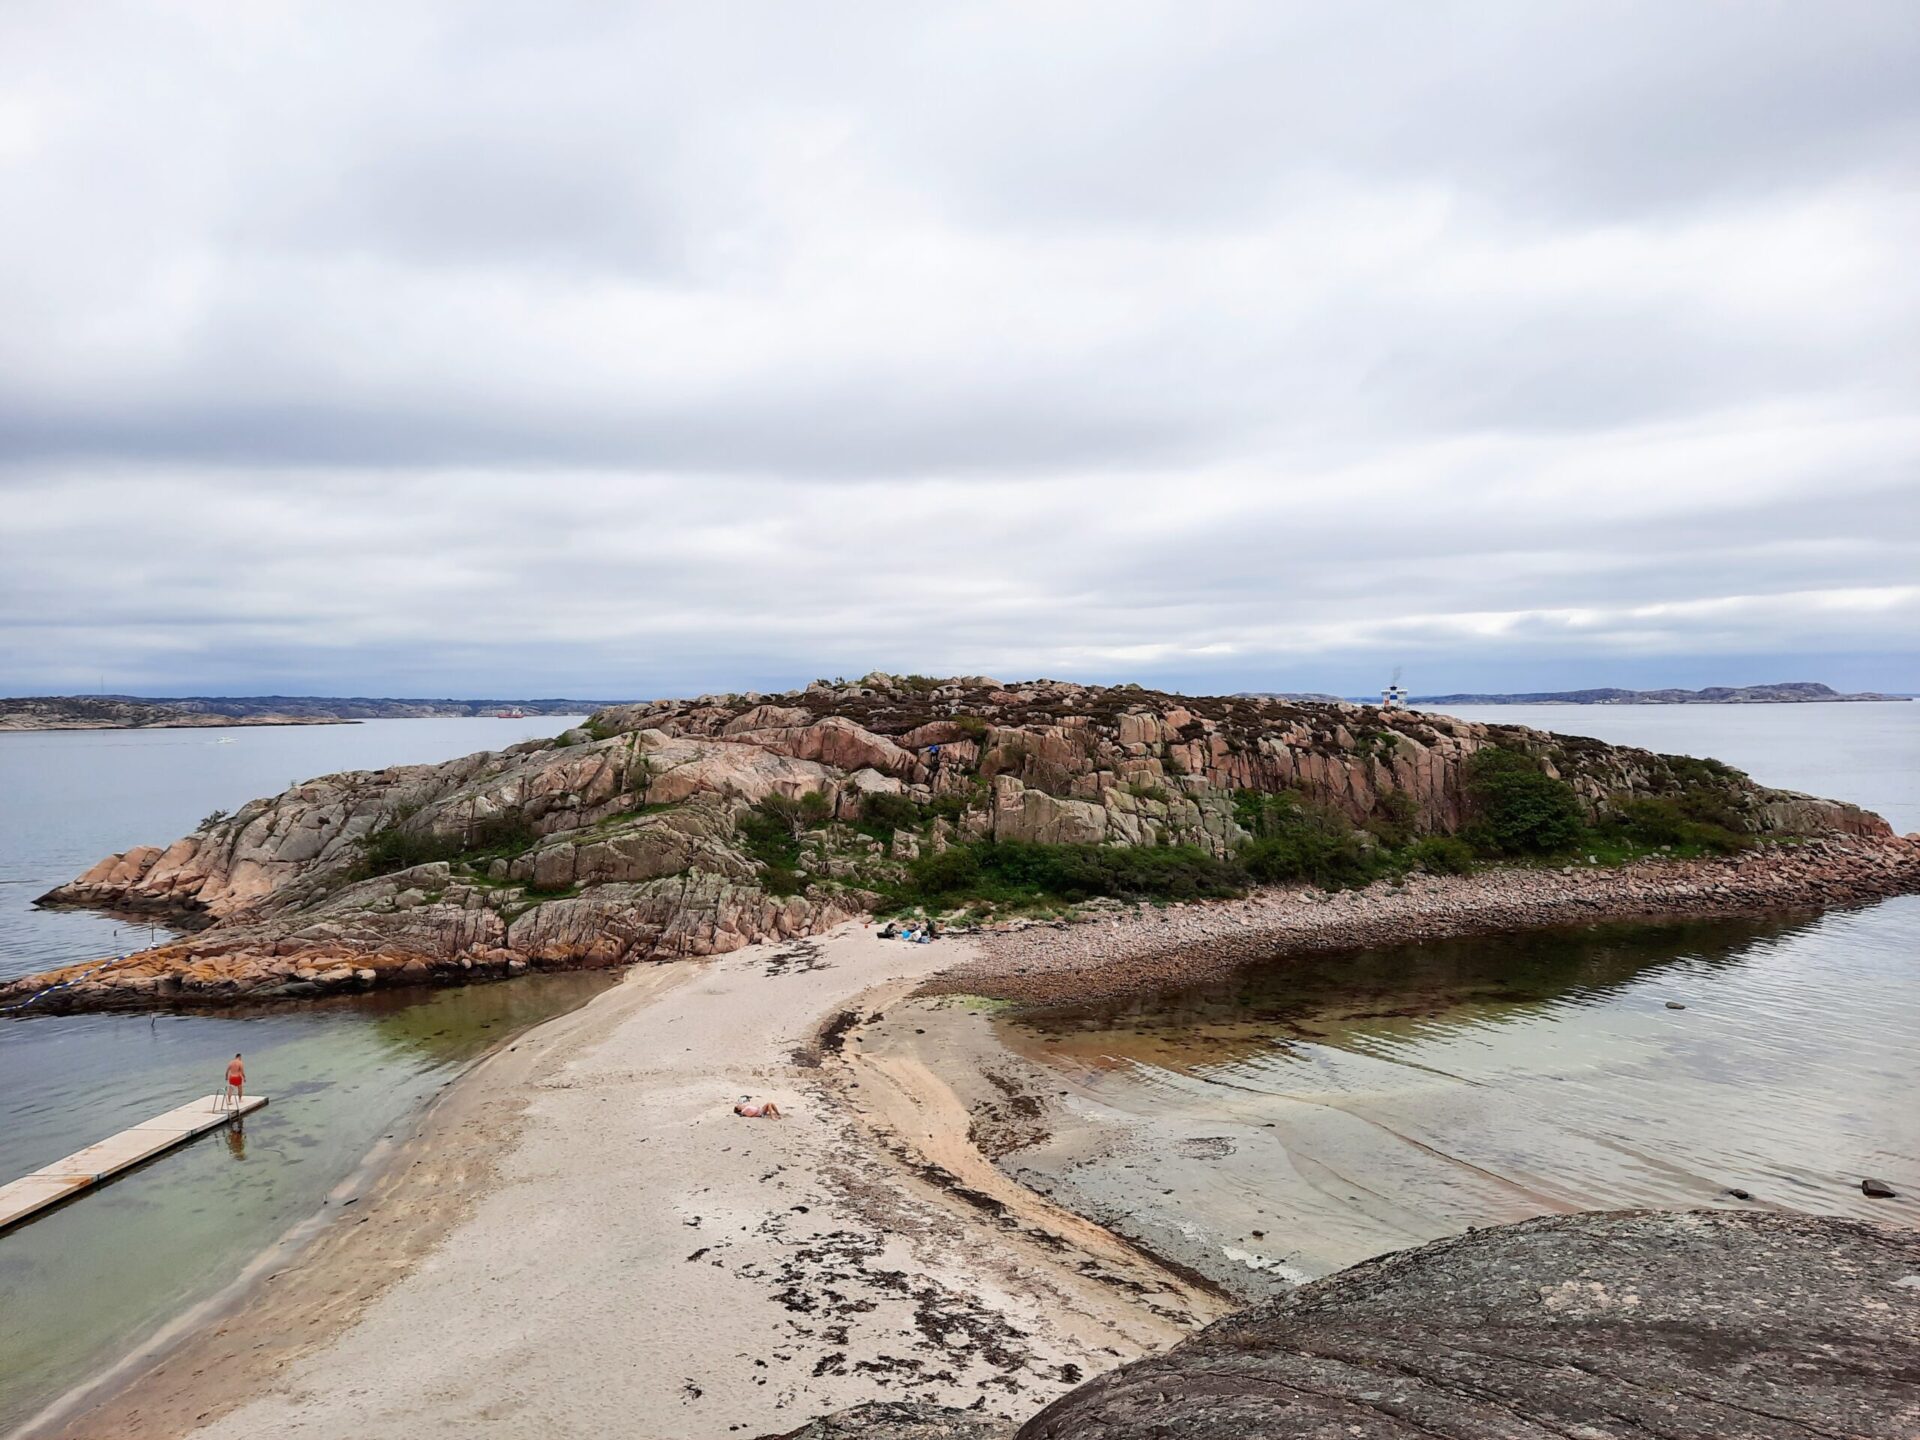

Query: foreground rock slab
[1016,1210,1920,1439]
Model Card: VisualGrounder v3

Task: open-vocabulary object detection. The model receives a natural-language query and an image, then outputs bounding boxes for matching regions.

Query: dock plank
[0,1094,267,1232]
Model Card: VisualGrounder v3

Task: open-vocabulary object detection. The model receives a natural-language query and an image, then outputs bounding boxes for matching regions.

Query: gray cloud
[0,2,1915,696]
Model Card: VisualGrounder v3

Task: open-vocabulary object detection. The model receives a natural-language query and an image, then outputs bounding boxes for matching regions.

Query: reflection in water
[996,899,1920,1297]
[1012,913,1791,1073]
[224,1120,247,1161]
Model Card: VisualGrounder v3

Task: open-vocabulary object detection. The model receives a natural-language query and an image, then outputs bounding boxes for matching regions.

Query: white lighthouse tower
[1381,668,1407,711]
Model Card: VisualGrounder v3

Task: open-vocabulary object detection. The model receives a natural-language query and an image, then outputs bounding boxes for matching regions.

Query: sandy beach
[39,927,1220,1440]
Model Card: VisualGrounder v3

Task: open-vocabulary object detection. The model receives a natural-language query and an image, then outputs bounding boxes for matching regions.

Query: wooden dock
[0,1094,268,1233]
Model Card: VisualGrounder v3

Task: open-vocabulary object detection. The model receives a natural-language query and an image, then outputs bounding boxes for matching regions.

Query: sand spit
[934,835,1920,1006]
[42,928,1216,1440]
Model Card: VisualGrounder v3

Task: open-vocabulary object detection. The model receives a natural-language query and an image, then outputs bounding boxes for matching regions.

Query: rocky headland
[11,673,1910,1014]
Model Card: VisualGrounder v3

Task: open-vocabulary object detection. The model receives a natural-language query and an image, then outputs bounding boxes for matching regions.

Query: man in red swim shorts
[220,1053,245,1112]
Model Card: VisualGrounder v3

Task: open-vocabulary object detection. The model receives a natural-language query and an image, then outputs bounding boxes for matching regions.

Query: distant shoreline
[1411,682,1908,706]
[1423,697,1911,706]
[0,700,603,733]
[0,716,358,733]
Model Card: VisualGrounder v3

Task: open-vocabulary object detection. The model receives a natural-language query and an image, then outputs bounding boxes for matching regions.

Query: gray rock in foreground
[1017,1210,1920,1439]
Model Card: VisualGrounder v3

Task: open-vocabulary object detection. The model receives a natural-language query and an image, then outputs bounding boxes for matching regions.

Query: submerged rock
[1017,1210,1920,1438]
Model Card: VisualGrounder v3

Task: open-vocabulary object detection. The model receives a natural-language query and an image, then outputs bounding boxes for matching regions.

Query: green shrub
[358,827,463,877]
[951,714,989,740]
[738,793,833,895]
[1231,789,1384,889]
[925,789,976,823]
[909,845,983,896]
[754,791,832,836]
[1366,789,1419,848]
[861,791,922,833]
[1239,829,1379,889]
[1463,748,1586,856]
[356,810,540,879]
[902,841,1246,905]
[1405,835,1476,874]
[1601,796,1751,855]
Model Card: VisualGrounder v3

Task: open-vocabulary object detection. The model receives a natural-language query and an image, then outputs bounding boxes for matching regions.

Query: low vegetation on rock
[11,672,1894,1011]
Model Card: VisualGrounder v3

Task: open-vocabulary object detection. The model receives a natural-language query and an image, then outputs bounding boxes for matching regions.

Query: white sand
[166,926,1211,1440]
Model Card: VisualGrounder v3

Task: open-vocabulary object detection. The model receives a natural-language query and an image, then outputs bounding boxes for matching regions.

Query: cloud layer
[3,2,1915,697]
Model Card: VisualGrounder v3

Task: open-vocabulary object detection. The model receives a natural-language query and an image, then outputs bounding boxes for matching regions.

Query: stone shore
[933,835,1920,1006]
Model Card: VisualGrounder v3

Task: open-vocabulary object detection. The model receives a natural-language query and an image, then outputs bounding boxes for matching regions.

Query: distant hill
[1232,691,1348,704]
[1412,682,1908,706]
[0,695,618,731]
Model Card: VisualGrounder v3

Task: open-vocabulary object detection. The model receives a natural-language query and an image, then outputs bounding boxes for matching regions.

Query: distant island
[0,695,619,732]
[1232,691,1347,704]
[1410,681,1908,706]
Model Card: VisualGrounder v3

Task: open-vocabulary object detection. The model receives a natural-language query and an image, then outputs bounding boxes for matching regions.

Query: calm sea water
[996,702,1920,1297]
[0,717,603,1434]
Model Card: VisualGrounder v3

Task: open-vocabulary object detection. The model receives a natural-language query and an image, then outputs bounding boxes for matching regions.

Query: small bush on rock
[1463,748,1586,856]
[1405,835,1477,874]
[1234,790,1385,890]
[860,792,921,834]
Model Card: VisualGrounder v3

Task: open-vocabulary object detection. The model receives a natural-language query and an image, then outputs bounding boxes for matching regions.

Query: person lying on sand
[733,1096,782,1119]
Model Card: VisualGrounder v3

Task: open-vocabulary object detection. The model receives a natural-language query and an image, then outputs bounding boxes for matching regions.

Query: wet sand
[40,927,1220,1440]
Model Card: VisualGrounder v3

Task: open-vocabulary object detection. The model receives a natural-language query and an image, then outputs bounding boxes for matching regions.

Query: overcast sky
[2,3,1915,700]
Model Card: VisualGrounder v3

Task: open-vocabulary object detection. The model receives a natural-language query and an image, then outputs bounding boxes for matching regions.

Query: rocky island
[21,675,1920,1440]
[12,673,1915,1014]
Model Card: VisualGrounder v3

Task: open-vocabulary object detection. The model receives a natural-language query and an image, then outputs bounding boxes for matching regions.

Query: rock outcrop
[10,674,1902,1013]
[1016,1210,1920,1439]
